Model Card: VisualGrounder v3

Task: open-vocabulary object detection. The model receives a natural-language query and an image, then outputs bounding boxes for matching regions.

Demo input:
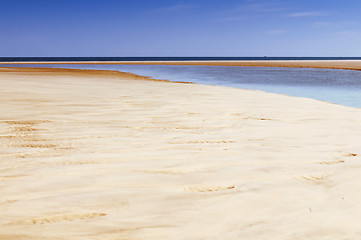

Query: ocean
[1,62,361,108]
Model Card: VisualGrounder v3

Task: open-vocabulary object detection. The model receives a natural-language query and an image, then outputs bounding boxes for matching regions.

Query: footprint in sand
[14,144,57,148]
[0,199,17,205]
[318,160,345,165]
[242,117,274,121]
[3,120,50,125]
[4,120,50,133]
[0,175,27,182]
[316,153,357,166]
[183,185,235,193]
[168,140,235,145]
[62,160,102,165]
[136,169,183,175]
[300,174,330,183]
[344,153,357,157]
[188,140,235,144]
[22,212,107,225]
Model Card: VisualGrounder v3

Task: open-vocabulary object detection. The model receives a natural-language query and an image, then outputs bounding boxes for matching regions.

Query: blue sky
[1,0,361,57]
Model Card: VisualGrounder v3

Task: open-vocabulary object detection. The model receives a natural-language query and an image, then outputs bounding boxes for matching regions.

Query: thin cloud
[313,20,359,29]
[286,11,329,17]
[213,1,285,22]
[224,1,285,14]
[154,3,192,13]
[266,29,285,35]
[313,21,332,27]
[212,16,246,23]
[335,30,361,37]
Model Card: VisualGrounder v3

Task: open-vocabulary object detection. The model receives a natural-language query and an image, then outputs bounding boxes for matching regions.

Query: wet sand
[1,67,361,239]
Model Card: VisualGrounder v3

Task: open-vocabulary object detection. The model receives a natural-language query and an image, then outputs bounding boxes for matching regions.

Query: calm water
[2,63,361,108]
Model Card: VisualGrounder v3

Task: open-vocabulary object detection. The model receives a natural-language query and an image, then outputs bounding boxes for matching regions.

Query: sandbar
[2,60,361,71]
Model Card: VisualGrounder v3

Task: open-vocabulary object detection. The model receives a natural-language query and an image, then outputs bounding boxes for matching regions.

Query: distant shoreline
[2,60,361,71]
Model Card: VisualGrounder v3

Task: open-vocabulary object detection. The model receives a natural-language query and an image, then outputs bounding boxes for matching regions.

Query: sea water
[2,63,361,108]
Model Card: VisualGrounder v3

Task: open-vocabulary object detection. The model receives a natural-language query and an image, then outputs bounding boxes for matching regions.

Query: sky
[1,0,361,57]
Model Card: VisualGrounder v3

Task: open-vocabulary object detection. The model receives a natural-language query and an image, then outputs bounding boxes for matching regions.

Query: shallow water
[2,64,361,108]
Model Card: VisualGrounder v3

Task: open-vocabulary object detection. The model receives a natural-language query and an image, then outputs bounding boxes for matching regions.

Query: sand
[2,60,361,71]
[1,67,361,240]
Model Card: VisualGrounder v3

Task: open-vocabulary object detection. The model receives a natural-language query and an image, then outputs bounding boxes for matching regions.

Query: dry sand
[2,60,361,71]
[1,67,361,239]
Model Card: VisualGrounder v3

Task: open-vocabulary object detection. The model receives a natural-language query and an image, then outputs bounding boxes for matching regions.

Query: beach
[1,67,361,239]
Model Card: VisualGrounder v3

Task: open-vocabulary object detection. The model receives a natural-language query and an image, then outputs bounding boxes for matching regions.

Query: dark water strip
[2,57,361,62]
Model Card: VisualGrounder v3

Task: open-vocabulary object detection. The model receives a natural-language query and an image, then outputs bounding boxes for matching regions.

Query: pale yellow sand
[1,67,361,240]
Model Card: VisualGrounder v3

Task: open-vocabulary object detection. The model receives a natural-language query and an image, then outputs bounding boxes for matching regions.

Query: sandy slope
[1,68,361,240]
